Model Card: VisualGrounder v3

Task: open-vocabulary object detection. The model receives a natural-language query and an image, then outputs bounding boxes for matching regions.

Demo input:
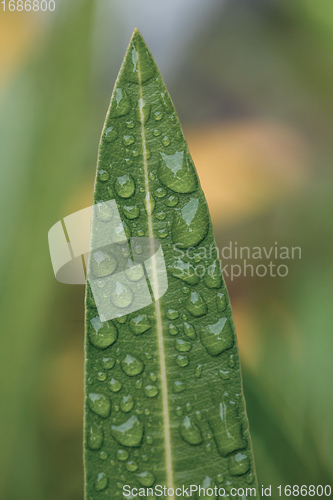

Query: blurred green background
[0,1,332,499]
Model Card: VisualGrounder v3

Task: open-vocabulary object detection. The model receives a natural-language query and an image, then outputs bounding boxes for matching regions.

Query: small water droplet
[160,91,173,113]
[126,460,139,472]
[217,292,227,312]
[130,314,152,335]
[111,415,144,447]
[125,39,155,84]
[166,309,179,320]
[135,378,143,389]
[149,372,157,382]
[126,120,135,129]
[97,371,107,381]
[102,357,115,370]
[159,151,197,194]
[109,378,122,392]
[149,172,156,180]
[161,135,171,147]
[117,449,129,461]
[112,88,131,117]
[175,339,192,353]
[87,393,111,418]
[165,195,178,207]
[168,257,200,285]
[95,472,108,492]
[123,204,140,220]
[91,250,117,278]
[120,395,134,413]
[111,281,133,308]
[168,323,179,336]
[99,450,108,460]
[228,355,235,368]
[186,292,207,317]
[194,364,203,379]
[175,406,183,416]
[219,369,230,380]
[146,435,153,445]
[204,260,223,289]
[99,169,109,181]
[125,264,144,282]
[87,422,103,450]
[183,322,196,340]
[123,135,135,146]
[173,380,186,393]
[121,354,144,376]
[154,186,167,198]
[135,98,151,124]
[115,174,135,198]
[157,228,168,238]
[229,452,250,476]
[153,129,161,137]
[89,317,118,349]
[154,111,163,121]
[200,318,233,356]
[136,471,155,487]
[176,355,189,367]
[179,416,203,445]
[144,385,159,398]
[216,473,224,483]
[185,402,192,413]
[155,210,166,220]
[172,196,209,249]
[104,125,118,142]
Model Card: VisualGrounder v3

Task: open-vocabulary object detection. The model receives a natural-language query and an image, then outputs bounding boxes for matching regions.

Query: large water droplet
[99,169,109,181]
[120,395,134,413]
[111,415,144,447]
[172,196,209,249]
[104,125,118,142]
[89,317,118,349]
[154,186,167,198]
[166,309,179,320]
[130,314,152,335]
[229,452,250,476]
[144,385,159,398]
[135,98,151,124]
[87,422,103,450]
[109,378,122,392]
[175,338,192,353]
[159,151,197,193]
[111,281,133,308]
[168,323,178,336]
[168,257,200,285]
[136,471,155,487]
[183,322,196,340]
[91,250,117,278]
[208,393,246,457]
[123,135,135,146]
[185,292,207,317]
[123,204,140,220]
[176,355,189,367]
[115,174,135,198]
[117,449,129,461]
[204,260,223,289]
[165,194,178,207]
[200,318,233,356]
[121,354,144,376]
[87,393,111,418]
[112,88,131,117]
[126,460,139,472]
[216,292,227,312]
[95,472,108,492]
[179,416,203,445]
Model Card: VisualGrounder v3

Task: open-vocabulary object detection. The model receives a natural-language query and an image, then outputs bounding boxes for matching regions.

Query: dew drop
[111,415,144,447]
[109,378,122,393]
[91,250,117,278]
[185,292,207,317]
[98,169,109,181]
[216,292,227,312]
[121,354,144,376]
[173,380,186,393]
[99,450,108,460]
[130,314,152,335]
[160,91,173,112]
[149,172,156,180]
[168,323,179,336]
[146,435,153,445]
[144,385,159,398]
[120,395,135,413]
[159,151,197,194]
[154,111,163,121]
[154,186,167,198]
[115,174,135,198]
[117,449,129,461]
[172,196,209,249]
[157,228,168,239]
[125,39,155,84]
[175,338,192,353]
[165,194,179,207]
[179,416,203,445]
[112,88,131,117]
[184,322,196,340]
[175,406,183,416]
[153,129,161,137]
[87,422,103,450]
[229,452,250,476]
[97,371,107,381]
[89,317,118,349]
[166,309,179,320]
[168,257,200,285]
[123,135,135,146]
[125,264,144,282]
[200,477,217,500]
[194,364,203,379]
[219,369,230,380]
[123,204,140,220]
[149,372,157,382]
[95,472,108,492]
[135,98,151,124]
[155,210,166,220]
[216,473,224,483]
[104,125,118,142]
[126,120,135,129]
[200,318,233,356]
[161,136,171,146]
[136,471,155,487]
[185,402,192,413]
[204,260,223,289]
[126,460,139,472]
[111,281,133,308]
[87,393,111,418]
[136,378,143,389]
[176,355,189,367]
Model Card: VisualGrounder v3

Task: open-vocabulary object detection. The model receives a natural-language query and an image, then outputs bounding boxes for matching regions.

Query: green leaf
[85,28,258,498]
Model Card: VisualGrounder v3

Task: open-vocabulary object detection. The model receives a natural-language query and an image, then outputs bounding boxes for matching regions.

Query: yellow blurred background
[0,1,332,499]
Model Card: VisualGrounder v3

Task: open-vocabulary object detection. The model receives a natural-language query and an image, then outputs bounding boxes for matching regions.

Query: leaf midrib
[138,51,175,495]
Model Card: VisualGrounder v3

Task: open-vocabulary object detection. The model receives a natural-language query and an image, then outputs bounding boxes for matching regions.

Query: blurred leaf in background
[0,0,332,499]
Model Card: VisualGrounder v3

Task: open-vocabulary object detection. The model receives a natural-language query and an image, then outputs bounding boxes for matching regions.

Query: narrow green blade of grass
[85,28,259,499]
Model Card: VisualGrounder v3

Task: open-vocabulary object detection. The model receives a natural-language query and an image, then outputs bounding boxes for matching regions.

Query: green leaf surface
[85,29,258,499]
